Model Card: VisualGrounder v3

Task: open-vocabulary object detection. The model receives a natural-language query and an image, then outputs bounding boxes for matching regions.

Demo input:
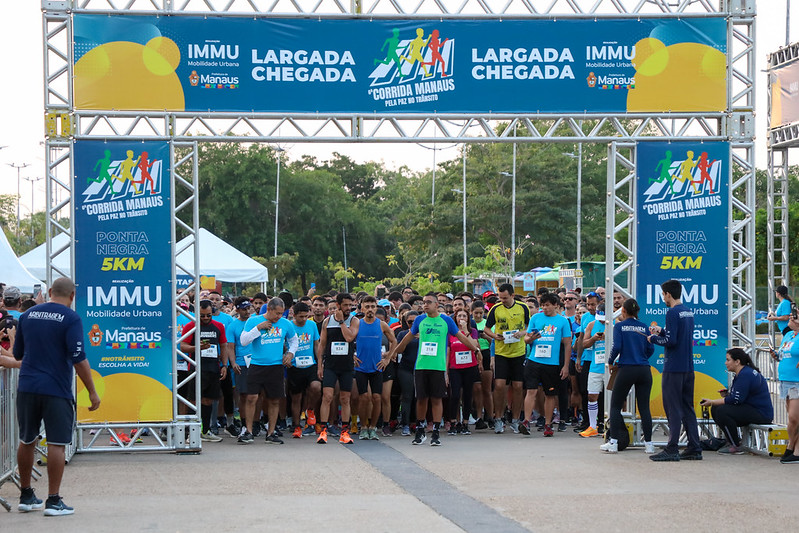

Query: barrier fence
[0,367,19,512]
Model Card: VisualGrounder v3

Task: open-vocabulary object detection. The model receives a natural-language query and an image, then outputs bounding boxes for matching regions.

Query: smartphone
[33,284,42,299]
[596,332,604,338]
[530,329,539,335]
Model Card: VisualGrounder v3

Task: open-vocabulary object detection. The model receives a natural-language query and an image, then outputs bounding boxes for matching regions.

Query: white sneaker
[494,419,505,434]
[600,441,618,453]
[510,420,520,434]
[644,442,655,454]
[201,431,223,442]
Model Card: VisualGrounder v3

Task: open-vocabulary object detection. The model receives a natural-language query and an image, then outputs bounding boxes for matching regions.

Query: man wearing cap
[578,304,607,437]
[3,286,23,319]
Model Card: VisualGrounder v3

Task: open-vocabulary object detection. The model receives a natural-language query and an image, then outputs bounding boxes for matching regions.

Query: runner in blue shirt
[288,302,321,439]
[768,285,793,335]
[225,297,253,440]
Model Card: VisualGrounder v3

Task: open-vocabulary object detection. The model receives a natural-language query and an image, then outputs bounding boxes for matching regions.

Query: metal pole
[342,226,349,293]
[273,149,281,295]
[511,124,517,274]
[7,163,30,239]
[462,149,467,289]
[432,142,436,206]
[788,0,791,46]
[577,129,583,275]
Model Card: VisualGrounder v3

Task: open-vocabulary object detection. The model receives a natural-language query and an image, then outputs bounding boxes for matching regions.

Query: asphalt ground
[2,424,798,532]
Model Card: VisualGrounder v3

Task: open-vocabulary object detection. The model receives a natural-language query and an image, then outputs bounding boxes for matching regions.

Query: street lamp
[563,142,583,276]
[23,176,43,243]
[7,162,30,239]
[500,124,518,274]
[452,149,468,289]
[272,146,285,295]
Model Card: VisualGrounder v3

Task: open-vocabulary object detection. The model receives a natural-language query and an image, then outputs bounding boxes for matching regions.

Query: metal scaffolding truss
[42,0,756,452]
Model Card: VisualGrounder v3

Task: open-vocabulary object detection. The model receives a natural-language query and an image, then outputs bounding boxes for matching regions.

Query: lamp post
[452,149,467,289]
[500,124,518,275]
[563,142,583,275]
[23,176,43,244]
[272,146,285,295]
[7,162,30,239]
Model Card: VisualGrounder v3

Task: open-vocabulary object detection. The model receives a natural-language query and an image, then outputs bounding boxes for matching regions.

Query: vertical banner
[769,60,799,128]
[635,141,730,417]
[74,140,173,423]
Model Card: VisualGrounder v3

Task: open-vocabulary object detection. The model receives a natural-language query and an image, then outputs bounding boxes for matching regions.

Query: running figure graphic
[136,151,157,194]
[676,150,698,194]
[399,28,431,77]
[692,152,717,194]
[374,28,403,71]
[115,150,141,195]
[89,150,116,187]
[422,29,449,77]
[649,150,675,193]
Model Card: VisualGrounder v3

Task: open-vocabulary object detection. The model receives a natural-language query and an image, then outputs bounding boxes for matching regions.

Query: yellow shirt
[485,301,530,358]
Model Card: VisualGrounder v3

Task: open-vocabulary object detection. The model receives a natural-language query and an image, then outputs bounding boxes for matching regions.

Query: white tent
[176,228,269,283]
[19,232,71,280]
[0,230,45,292]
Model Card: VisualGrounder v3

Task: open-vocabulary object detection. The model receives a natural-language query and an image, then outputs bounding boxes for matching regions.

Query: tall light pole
[7,162,30,239]
[453,149,467,289]
[500,124,518,275]
[342,226,349,293]
[563,141,583,275]
[23,176,43,244]
[272,146,285,295]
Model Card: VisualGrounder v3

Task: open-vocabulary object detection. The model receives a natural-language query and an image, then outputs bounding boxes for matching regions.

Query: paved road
[2,426,797,532]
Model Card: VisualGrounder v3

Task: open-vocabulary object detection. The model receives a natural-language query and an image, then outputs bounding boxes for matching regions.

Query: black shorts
[524,361,561,396]
[236,366,255,396]
[287,365,320,395]
[177,369,196,403]
[201,370,222,400]
[481,349,492,371]
[247,364,286,399]
[17,392,75,446]
[323,367,354,392]
[414,369,447,400]
[494,354,524,382]
[382,361,397,382]
[355,371,383,395]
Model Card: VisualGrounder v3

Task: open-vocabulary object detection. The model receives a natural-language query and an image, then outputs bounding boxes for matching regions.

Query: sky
[0,2,794,217]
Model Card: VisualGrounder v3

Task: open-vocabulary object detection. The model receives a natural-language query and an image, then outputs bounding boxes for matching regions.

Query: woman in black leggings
[604,298,655,454]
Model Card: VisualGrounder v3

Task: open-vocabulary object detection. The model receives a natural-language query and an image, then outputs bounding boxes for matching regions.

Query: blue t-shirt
[527,313,571,366]
[14,302,86,400]
[776,299,792,332]
[651,304,695,373]
[225,318,252,366]
[292,320,320,368]
[580,312,595,362]
[355,318,384,373]
[778,330,799,382]
[243,316,296,367]
[588,320,606,374]
[7,309,21,319]
[213,312,234,328]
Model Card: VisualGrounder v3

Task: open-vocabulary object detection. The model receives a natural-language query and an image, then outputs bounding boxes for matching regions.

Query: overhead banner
[72,15,726,114]
[635,140,730,418]
[770,60,799,128]
[74,140,173,423]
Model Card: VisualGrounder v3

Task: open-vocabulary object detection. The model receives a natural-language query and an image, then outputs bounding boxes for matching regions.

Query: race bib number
[244,355,252,368]
[503,330,520,344]
[294,355,314,368]
[176,360,189,371]
[421,342,438,356]
[535,344,552,359]
[455,350,472,365]
[331,341,349,355]
[594,349,606,364]
[201,344,219,359]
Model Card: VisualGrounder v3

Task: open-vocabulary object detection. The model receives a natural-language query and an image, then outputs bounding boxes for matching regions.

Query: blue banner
[73,15,726,114]
[635,141,730,417]
[74,140,173,423]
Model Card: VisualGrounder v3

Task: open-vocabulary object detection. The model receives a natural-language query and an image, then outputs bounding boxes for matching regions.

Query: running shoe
[317,428,328,444]
[412,426,427,445]
[306,410,317,426]
[430,429,441,446]
[43,496,74,516]
[276,418,288,431]
[369,428,380,441]
[518,420,531,436]
[494,418,505,434]
[486,418,495,430]
[573,424,590,434]
[475,418,488,430]
[237,431,254,444]
[679,450,703,461]
[717,444,745,455]
[649,450,680,462]
[536,416,546,430]
[359,428,370,440]
[18,488,44,512]
[339,430,354,444]
[780,453,799,464]
[510,420,520,434]
[201,431,223,443]
[558,421,567,432]
[129,429,144,443]
[644,442,656,454]
[580,427,599,438]
[447,424,457,436]
[600,441,618,453]
[382,425,393,437]
[302,425,317,437]
[543,424,554,437]
[292,427,303,439]
[225,424,239,438]
[251,423,262,438]
[459,423,471,436]
[401,425,411,436]
[265,432,284,445]
[327,425,341,438]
